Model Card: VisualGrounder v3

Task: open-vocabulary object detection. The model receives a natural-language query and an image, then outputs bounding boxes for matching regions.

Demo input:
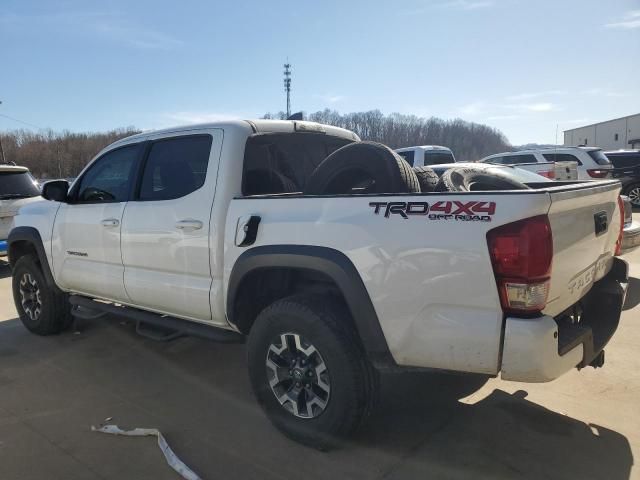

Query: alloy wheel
[627,186,640,207]
[265,332,331,418]
[19,273,42,321]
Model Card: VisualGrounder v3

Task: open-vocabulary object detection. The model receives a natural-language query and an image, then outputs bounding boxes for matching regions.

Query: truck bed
[225,179,622,375]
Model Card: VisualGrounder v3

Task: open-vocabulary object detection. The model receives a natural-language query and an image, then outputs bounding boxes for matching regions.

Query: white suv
[480,147,612,180]
[0,165,41,256]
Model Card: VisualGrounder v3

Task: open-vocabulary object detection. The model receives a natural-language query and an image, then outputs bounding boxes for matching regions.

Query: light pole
[0,101,6,164]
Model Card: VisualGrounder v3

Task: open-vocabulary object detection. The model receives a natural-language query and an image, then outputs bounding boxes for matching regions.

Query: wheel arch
[7,227,56,287]
[227,245,394,365]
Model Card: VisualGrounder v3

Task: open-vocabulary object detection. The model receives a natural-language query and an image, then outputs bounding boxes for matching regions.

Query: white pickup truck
[7,120,628,448]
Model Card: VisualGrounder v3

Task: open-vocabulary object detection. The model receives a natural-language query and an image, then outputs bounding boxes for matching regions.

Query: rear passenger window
[397,151,415,166]
[139,135,212,201]
[542,153,582,165]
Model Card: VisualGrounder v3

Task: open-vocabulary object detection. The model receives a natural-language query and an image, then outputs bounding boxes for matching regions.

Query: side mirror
[42,180,70,202]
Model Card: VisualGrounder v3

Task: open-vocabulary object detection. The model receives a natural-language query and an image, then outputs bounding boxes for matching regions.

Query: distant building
[564,113,640,150]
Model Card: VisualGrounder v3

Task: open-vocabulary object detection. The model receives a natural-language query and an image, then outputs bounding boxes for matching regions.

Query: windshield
[587,150,611,166]
[0,171,41,199]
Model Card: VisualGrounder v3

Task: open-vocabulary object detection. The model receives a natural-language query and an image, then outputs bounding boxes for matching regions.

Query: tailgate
[544,180,622,316]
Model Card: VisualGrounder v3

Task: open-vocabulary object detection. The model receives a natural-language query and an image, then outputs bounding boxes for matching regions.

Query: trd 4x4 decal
[369,201,496,222]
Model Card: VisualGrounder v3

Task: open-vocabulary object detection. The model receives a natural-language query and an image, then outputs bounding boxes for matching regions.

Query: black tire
[243,168,299,195]
[413,166,439,192]
[304,141,421,195]
[623,182,640,207]
[12,254,73,335]
[247,294,378,449]
[436,166,530,192]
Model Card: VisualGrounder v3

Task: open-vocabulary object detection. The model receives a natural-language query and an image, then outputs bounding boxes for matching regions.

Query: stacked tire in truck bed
[303,141,530,195]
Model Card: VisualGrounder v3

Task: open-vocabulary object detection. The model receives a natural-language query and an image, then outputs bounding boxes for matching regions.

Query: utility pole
[0,101,6,164]
[283,62,291,118]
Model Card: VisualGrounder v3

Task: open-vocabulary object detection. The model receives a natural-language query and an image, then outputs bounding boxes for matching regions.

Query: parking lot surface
[1,216,639,480]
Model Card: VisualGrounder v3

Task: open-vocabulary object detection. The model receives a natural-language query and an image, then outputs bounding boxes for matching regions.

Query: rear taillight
[615,196,624,256]
[539,170,555,179]
[587,169,609,178]
[487,215,553,315]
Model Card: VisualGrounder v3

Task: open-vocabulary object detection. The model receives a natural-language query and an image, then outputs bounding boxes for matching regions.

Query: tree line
[0,128,140,178]
[264,109,511,160]
[0,110,511,177]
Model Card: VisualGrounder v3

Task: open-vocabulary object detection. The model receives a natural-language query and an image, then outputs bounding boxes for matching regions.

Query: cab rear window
[425,152,455,165]
[242,133,353,196]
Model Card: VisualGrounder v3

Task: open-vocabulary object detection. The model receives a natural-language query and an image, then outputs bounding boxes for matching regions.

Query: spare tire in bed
[436,166,530,192]
[413,166,439,192]
[304,141,421,195]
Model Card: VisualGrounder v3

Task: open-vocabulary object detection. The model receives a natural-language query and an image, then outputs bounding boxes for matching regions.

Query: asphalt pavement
[0,217,638,479]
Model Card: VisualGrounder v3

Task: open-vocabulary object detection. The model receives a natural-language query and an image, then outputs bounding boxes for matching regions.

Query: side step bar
[69,295,245,344]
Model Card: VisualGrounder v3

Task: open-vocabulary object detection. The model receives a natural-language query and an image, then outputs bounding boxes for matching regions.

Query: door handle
[175,219,203,231]
[101,218,120,227]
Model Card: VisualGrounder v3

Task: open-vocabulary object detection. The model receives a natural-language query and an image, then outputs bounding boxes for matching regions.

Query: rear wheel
[12,255,72,335]
[247,295,378,449]
[624,183,640,207]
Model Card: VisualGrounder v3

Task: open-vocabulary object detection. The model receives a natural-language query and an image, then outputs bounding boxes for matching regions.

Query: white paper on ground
[91,424,201,480]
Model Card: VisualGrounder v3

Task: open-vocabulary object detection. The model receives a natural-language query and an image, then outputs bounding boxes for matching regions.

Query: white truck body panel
[120,128,224,322]
[10,120,626,383]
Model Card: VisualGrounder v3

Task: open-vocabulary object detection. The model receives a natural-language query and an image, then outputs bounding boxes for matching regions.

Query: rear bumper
[0,239,7,256]
[501,257,628,382]
[621,221,640,254]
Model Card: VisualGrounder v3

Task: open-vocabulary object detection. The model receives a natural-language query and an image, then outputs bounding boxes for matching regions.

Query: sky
[0,0,639,145]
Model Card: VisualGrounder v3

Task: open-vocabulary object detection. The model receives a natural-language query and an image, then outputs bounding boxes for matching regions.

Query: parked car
[0,165,41,256]
[7,120,628,448]
[479,147,612,180]
[395,145,456,166]
[604,150,640,207]
[621,195,640,253]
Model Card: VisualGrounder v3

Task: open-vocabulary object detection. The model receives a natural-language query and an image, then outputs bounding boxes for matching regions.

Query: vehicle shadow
[0,260,11,279]
[0,318,633,480]
[356,373,633,479]
[623,277,640,311]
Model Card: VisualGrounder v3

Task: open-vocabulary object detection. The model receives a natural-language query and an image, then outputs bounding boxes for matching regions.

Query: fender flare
[7,226,56,287]
[227,245,394,365]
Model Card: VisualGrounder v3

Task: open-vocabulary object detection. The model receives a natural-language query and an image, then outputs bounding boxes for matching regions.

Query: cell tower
[283,62,291,118]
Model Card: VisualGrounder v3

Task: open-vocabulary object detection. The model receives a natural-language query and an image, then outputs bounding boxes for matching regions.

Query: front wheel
[247,295,378,449]
[12,254,72,335]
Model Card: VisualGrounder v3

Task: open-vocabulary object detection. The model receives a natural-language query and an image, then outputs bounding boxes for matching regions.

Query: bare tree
[0,127,140,178]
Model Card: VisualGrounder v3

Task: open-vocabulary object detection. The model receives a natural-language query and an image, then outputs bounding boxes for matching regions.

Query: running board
[69,296,245,344]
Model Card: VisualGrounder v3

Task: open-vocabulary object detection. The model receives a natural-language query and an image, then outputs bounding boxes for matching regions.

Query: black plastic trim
[69,296,245,344]
[556,257,628,367]
[7,226,56,287]
[227,245,395,366]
